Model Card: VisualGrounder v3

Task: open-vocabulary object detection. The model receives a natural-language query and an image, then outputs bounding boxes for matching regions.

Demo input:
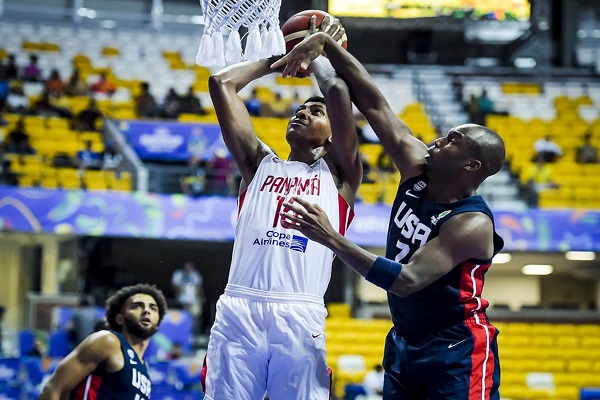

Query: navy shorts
[382,315,500,400]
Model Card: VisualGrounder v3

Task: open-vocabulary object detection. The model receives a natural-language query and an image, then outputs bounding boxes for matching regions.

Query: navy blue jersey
[385,175,504,337]
[70,331,152,400]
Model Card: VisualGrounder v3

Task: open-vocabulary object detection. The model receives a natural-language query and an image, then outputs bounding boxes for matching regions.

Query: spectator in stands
[166,342,183,360]
[33,90,72,118]
[576,133,599,164]
[179,86,207,115]
[38,284,167,400]
[261,92,289,118]
[26,336,47,358]
[73,98,103,131]
[162,88,181,119]
[205,147,232,196]
[66,298,99,348]
[476,89,494,125]
[102,143,122,170]
[66,68,88,97]
[171,261,205,334]
[4,54,18,80]
[524,153,559,206]
[534,134,562,163]
[243,88,262,116]
[5,82,29,114]
[22,54,42,82]
[89,71,116,97]
[180,158,206,197]
[76,140,101,170]
[5,119,34,155]
[135,82,159,118]
[362,364,384,398]
[286,91,302,117]
[45,69,66,96]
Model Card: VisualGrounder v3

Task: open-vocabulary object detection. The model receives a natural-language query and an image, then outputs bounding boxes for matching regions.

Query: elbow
[388,272,420,297]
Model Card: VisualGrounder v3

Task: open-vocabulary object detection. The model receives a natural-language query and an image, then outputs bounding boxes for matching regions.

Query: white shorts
[202,285,331,400]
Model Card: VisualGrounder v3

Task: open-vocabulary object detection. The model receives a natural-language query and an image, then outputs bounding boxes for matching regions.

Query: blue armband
[365,256,402,290]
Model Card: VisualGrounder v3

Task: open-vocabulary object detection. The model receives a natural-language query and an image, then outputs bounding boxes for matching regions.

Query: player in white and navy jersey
[39,284,167,400]
[202,37,362,400]
[274,18,506,400]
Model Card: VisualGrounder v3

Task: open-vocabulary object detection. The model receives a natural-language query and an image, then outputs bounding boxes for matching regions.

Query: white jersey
[228,154,353,298]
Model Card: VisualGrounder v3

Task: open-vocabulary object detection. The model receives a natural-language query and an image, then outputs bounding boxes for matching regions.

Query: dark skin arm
[280,197,494,297]
[38,331,123,400]
[272,22,428,183]
[208,60,275,191]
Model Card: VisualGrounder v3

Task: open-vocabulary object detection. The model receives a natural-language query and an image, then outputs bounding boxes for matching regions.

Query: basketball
[281,10,348,54]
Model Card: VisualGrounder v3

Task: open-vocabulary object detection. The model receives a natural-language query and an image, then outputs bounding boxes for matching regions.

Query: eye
[313,109,325,116]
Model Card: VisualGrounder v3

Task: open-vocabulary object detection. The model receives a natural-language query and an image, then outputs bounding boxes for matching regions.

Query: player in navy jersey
[274,16,505,400]
[203,22,362,400]
[39,284,167,400]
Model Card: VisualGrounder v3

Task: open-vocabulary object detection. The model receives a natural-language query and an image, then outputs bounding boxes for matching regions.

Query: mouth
[290,118,308,127]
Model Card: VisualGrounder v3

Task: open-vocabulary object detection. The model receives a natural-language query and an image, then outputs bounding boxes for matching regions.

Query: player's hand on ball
[271,32,327,77]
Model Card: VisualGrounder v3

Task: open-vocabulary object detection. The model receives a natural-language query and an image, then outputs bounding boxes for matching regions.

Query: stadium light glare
[521,264,553,276]
[565,251,596,261]
[492,253,512,264]
[191,15,205,25]
[514,57,536,68]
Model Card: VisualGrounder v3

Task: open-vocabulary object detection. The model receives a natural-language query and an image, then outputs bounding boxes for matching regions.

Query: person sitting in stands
[261,92,289,118]
[66,69,89,97]
[135,82,159,118]
[576,133,599,164]
[73,98,103,131]
[533,134,562,163]
[243,88,262,116]
[179,86,207,115]
[5,119,35,155]
[89,71,116,98]
[45,69,66,96]
[76,140,101,170]
[23,54,42,82]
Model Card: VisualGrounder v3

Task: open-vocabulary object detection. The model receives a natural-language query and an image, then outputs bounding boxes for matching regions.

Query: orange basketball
[281,10,348,54]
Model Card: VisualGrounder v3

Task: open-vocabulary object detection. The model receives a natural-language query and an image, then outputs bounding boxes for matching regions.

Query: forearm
[210,59,273,93]
[322,232,378,279]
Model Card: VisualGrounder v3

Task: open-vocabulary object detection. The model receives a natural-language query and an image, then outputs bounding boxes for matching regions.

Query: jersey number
[273,196,296,228]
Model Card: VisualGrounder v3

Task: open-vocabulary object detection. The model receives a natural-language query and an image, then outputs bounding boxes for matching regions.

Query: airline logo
[253,231,308,253]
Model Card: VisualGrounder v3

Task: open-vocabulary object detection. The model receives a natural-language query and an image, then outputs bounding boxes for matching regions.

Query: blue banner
[1,187,600,251]
[119,120,228,162]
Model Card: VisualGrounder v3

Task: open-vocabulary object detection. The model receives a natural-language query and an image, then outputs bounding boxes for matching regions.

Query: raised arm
[208,60,275,186]
[281,197,494,297]
[38,331,120,400]
[311,56,362,205]
[272,28,428,181]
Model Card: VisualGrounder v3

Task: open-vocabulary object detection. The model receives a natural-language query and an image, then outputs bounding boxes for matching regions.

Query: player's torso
[70,332,151,400]
[228,155,352,297]
[386,175,498,335]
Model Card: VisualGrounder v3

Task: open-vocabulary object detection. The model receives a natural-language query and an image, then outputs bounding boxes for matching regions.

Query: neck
[426,175,476,203]
[122,331,150,360]
[288,148,327,165]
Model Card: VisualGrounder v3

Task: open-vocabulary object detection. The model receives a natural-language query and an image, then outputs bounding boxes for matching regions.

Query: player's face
[425,125,476,173]
[286,101,331,145]
[120,293,160,340]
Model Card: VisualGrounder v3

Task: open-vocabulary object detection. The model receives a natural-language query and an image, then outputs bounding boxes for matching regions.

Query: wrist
[365,256,402,290]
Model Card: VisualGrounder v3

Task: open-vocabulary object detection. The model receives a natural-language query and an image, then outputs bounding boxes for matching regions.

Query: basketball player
[273,17,505,400]
[38,284,167,400]
[202,39,361,400]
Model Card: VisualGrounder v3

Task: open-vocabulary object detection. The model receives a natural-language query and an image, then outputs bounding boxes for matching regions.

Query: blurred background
[0,0,600,398]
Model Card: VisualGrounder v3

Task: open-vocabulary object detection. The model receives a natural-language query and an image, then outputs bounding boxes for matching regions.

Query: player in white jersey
[202,27,362,400]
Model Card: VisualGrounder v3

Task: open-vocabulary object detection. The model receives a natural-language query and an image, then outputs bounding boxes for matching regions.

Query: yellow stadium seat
[327,303,351,319]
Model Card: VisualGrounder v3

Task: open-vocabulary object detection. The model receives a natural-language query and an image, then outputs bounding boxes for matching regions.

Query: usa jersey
[228,154,354,297]
[386,175,504,336]
[70,331,152,400]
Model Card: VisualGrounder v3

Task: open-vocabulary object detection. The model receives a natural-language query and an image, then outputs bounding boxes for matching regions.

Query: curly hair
[105,283,167,332]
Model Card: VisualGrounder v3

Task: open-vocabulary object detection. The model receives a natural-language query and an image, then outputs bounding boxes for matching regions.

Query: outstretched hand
[271,14,346,77]
[280,196,338,246]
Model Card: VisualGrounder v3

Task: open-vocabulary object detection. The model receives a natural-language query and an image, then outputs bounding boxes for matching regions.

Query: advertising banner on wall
[1,188,599,251]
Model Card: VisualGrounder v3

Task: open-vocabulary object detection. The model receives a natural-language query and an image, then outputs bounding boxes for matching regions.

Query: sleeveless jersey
[385,175,504,336]
[70,331,152,400]
[228,154,353,297]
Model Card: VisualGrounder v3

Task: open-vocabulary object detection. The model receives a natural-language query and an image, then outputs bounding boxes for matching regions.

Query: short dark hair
[105,283,167,332]
[464,125,505,177]
[304,96,325,104]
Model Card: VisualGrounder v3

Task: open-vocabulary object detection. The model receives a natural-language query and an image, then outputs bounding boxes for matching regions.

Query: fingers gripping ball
[281,10,348,54]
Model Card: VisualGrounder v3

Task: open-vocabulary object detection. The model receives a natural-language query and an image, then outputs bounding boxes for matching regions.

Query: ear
[466,159,482,171]
[115,313,125,327]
